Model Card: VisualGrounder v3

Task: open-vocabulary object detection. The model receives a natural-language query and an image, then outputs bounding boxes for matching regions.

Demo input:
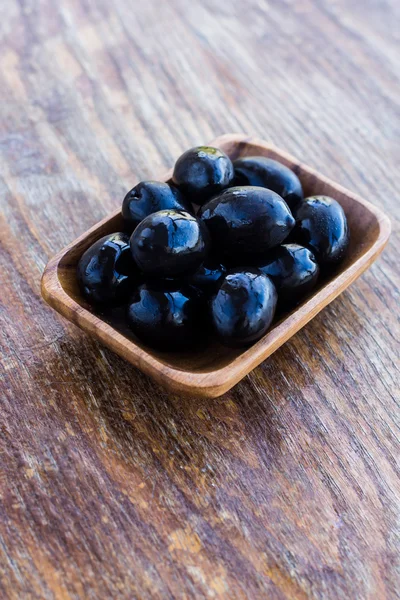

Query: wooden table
[1,1,399,598]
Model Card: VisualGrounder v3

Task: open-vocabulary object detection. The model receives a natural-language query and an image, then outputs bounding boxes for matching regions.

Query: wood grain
[1,0,399,598]
[41,134,391,398]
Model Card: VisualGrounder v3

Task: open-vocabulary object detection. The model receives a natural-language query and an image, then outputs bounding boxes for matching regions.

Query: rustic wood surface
[1,0,399,598]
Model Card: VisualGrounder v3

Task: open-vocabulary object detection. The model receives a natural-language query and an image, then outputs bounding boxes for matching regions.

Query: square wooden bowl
[41,134,391,398]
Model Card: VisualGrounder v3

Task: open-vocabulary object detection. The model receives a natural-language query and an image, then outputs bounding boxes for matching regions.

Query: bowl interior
[57,140,381,375]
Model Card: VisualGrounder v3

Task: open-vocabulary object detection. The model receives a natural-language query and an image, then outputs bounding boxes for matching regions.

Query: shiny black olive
[130,209,210,277]
[292,196,350,265]
[127,281,206,351]
[77,232,138,305]
[122,180,193,230]
[172,146,235,205]
[256,244,319,305]
[211,269,277,348]
[233,156,303,211]
[199,186,295,262]
[187,260,227,293]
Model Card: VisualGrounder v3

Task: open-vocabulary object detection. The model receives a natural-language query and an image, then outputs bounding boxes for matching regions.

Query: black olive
[233,156,303,211]
[292,196,350,265]
[210,269,277,348]
[122,180,193,230]
[256,244,319,306]
[77,232,138,305]
[127,281,206,351]
[187,260,227,293]
[172,146,235,205]
[199,186,295,262]
[130,209,210,277]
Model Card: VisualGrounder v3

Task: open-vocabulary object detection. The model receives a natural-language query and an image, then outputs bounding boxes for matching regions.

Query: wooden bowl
[41,134,391,398]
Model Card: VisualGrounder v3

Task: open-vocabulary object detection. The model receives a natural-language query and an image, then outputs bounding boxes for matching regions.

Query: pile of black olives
[77,146,350,351]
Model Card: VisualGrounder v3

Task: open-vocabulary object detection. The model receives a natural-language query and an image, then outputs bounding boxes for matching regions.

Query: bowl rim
[41,134,391,397]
